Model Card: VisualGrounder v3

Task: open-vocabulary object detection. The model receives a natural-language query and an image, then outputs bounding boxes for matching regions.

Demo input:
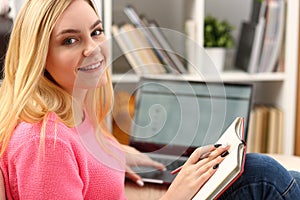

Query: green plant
[204,15,234,48]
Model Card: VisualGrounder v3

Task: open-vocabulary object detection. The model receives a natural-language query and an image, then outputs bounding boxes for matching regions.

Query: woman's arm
[11,136,84,199]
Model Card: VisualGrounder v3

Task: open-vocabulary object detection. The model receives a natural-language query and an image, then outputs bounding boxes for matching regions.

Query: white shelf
[112,74,140,83]
[112,71,285,83]
[210,71,285,82]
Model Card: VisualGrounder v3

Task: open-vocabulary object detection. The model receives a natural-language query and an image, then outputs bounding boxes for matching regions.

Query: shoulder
[8,112,79,156]
[14,112,73,137]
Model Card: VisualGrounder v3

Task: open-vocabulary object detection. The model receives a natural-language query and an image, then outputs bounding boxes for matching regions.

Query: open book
[192,117,247,200]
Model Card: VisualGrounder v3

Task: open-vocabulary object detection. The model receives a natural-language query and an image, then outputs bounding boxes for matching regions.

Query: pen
[170,166,182,175]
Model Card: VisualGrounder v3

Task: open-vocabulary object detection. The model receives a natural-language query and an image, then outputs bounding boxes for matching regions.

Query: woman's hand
[121,145,166,186]
[161,144,230,200]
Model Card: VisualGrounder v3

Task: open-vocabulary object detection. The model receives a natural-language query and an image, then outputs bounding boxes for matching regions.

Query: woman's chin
[96,74,108,88]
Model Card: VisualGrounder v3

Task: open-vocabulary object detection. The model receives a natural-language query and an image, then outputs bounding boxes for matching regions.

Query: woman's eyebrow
[91,20,102,30]
[56,28,80,37]
[56,20,102,37]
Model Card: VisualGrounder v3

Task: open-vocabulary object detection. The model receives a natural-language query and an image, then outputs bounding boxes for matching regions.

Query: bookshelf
[102,0,299,155]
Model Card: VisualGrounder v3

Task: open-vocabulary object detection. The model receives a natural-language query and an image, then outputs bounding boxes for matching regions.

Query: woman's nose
[83,39,100,57]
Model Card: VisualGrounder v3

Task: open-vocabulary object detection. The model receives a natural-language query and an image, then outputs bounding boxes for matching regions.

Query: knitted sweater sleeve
[9,125,84,199]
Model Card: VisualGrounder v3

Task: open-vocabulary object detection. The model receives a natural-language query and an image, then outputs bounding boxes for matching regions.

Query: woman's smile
[78,60,104,72]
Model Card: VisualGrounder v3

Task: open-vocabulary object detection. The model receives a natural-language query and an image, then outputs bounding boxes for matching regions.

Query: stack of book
[111,5,187,75]
[246,105,283,154]
[235,0,285,73]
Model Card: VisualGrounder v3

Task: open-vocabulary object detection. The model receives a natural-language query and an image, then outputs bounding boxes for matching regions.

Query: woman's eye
[63,38,76,45]
[92,29,104,37]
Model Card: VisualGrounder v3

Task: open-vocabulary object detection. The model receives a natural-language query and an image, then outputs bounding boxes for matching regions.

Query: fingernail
[136,180,144,187]
[214,144,222,148]
[221,151,229,157]
[160,166,167,171]
[213,163,219,169]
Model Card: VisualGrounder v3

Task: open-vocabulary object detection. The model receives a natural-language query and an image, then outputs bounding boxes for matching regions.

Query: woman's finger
[185,145,215,164]
[196,144,230,167]
[125,166,144,187]
[128,152,167,171]
[195,161,221,188]
[145,159,166,171]
[195,145,230,178]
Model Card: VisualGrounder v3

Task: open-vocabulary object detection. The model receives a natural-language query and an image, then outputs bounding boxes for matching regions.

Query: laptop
[129,77,253,184]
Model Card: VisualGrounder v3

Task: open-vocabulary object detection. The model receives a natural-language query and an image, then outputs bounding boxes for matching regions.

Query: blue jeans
[219,153,300,199]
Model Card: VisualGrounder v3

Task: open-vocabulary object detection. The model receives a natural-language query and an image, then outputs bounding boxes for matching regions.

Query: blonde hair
[0,0,114,155]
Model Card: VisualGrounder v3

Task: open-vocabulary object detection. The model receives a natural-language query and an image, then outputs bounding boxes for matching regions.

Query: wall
[205,0,252,40]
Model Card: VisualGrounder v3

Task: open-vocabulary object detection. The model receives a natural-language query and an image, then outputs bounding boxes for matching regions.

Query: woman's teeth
[79,62,100,71]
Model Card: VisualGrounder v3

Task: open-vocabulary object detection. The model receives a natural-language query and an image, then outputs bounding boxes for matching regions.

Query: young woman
[0,0,299,199]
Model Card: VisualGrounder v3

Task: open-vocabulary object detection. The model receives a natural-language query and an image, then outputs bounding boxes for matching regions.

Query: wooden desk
[125,181,168,200]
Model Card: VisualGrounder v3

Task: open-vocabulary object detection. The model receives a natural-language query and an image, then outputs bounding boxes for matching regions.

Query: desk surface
[125,181,168,200]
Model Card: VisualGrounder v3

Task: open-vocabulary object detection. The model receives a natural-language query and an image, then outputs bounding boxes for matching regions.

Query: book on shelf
[119,23,167,74]
[276,108,284,154]
[246,111,255,153]
[146,19,187,74]
[112,23,167,75]
[235,0,266,73]
[247,1,267,73]
[267,106,283,154]
[258,0,285,73]
[235,22,257,73]
[254,105,268,153]
[111,24,142,75]
[139,16,176,74]
[266,106,279,153]
[235,0,285,73]
[269,106,283,154]
[118,24,151,74]
[246,105,283,154]
[192,117,246,200]
[123,5,187,74]
[111,31,134,75]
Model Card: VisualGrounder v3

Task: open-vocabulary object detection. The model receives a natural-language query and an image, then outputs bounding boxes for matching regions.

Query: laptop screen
[130,77,253,156]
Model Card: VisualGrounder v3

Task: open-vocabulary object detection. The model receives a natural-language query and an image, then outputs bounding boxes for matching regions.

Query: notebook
[129,77,252,184]
[192,117,246,199]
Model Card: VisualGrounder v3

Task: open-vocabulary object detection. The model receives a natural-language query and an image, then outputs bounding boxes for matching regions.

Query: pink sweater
[0,112,127,199]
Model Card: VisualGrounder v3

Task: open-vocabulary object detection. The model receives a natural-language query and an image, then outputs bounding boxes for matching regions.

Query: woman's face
[46,0,108,94]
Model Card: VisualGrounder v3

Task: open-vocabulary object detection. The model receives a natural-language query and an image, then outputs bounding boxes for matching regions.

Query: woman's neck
[72,89,88,125]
